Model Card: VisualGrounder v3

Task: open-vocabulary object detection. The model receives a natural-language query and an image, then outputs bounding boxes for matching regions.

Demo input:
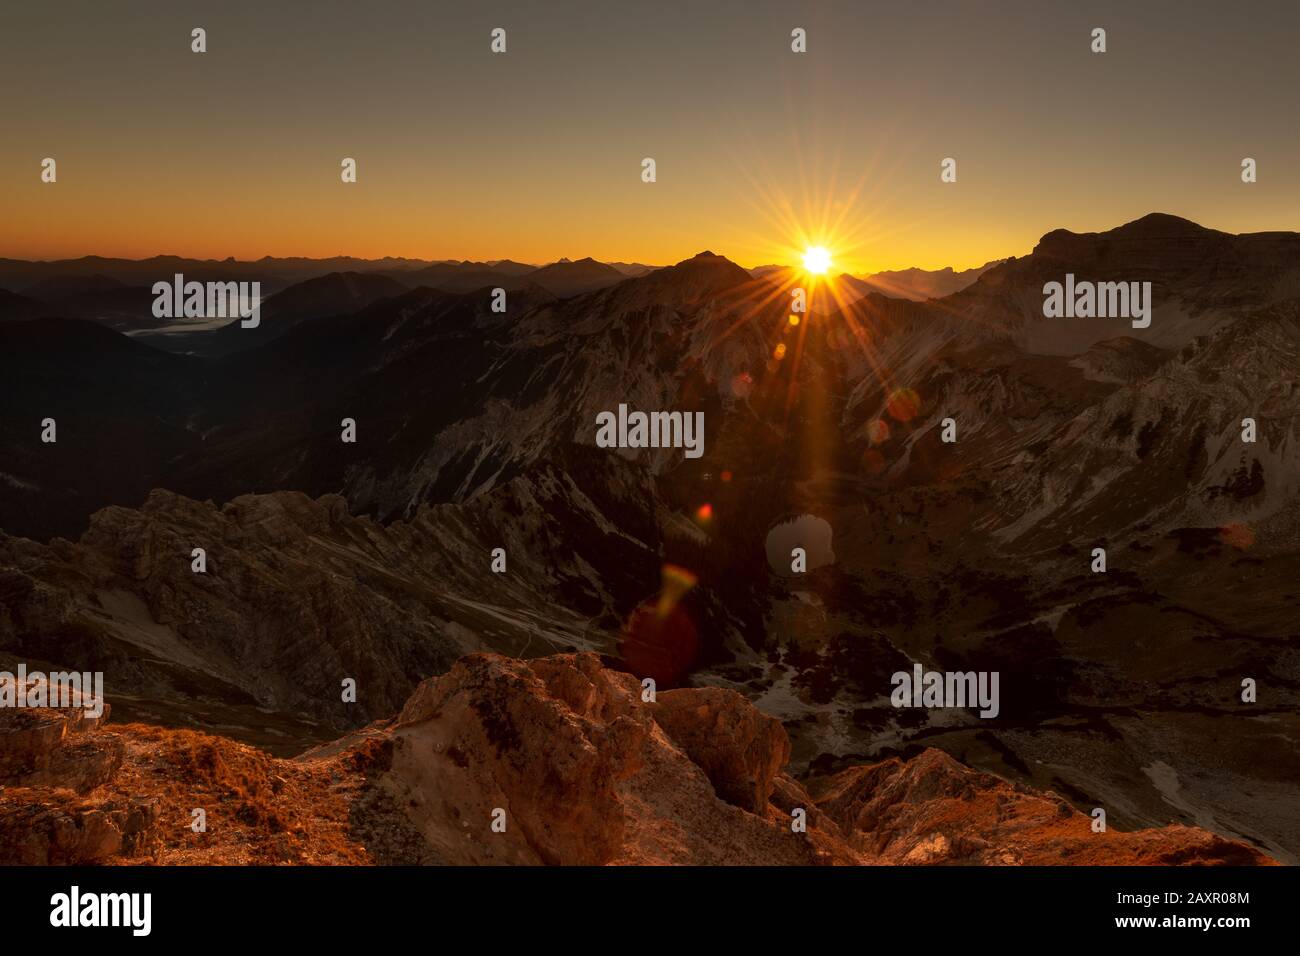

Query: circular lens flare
[886,387,922,422]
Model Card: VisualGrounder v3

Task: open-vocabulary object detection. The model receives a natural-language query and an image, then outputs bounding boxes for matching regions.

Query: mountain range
[1,212,1296,864]
[0,254,993,350]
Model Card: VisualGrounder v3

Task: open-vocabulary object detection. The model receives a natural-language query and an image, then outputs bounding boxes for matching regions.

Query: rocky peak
[0,650,1275,866]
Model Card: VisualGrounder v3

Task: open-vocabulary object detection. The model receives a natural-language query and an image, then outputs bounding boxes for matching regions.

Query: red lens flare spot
[621,563,701,686]
[720,470,732,483]
[1219,523,1255,550]
[694,503,713,525]
[621,600,699,687]
[886,388,921,422]
[866,418,891,445]
[862,448,887,475]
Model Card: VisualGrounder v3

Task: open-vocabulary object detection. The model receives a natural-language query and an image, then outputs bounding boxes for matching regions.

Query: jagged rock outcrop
[651,686,789,812]
[0,788,159,865]
[812,749,1268,865]
[0,465,660,737]
[0,651,1274,866]
[0,679,159,864]
[0,676,115,792]
[368,653,1273,866]
[381,652,850,864]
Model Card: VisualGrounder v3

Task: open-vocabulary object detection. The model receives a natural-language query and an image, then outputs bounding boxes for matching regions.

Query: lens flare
[621,563,701,686]
[862,448,887,475]
[886,387,922,422]
[1220,523,1255,550]
[656,563,699,618]
[802,246,832,274]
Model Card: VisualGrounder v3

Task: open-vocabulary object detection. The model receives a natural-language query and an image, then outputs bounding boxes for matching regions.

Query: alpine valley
[1,213,1297,865]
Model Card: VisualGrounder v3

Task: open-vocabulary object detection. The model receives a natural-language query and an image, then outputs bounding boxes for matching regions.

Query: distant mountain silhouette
[747,260,1003,302]
[524,256,627,296]
[0,254,646,347]
[20,273,125,299]
[845,259,1007,301]
[205,270,410,354]
[606,261,660,277]
[0,254,433,294]
[404,259,530,292]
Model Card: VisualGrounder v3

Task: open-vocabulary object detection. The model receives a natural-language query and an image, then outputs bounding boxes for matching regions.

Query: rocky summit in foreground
[0,652,1272,866]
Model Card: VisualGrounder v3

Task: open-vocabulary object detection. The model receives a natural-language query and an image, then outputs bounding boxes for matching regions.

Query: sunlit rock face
[0,652,1274,866]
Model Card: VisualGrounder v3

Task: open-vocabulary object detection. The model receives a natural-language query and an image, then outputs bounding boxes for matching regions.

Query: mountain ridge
[0,650,1274,866]
[2,212,1298,861]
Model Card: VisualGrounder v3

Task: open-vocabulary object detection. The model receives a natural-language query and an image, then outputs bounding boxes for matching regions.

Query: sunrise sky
[2,0,1298,273]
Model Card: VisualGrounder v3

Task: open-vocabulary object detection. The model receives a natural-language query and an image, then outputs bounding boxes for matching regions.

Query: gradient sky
[3,0,1298,273]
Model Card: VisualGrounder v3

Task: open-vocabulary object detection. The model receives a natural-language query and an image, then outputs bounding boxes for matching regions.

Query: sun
[802,245,832,275]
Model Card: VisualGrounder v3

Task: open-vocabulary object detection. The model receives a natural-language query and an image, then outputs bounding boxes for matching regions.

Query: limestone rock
[651,686,789,812]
